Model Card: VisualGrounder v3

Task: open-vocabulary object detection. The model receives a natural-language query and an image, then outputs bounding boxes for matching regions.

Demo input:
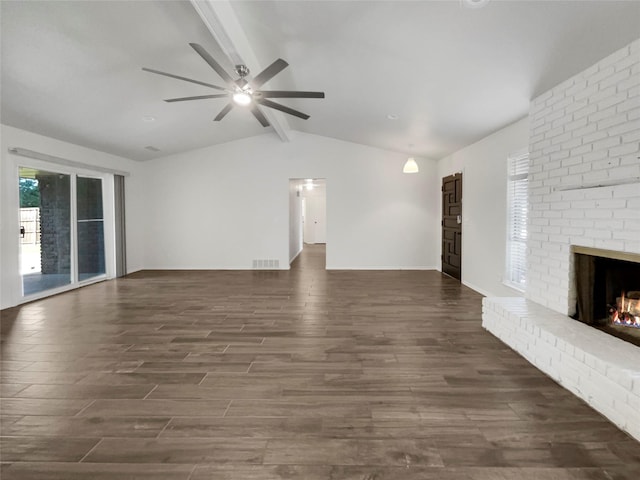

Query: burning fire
[609,291,640,328]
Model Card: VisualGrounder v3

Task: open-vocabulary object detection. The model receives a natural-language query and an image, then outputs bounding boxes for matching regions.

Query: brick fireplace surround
[482,39,640,441]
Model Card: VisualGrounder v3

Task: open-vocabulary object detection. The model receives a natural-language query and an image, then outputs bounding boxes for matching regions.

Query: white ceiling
[2,0,639,161]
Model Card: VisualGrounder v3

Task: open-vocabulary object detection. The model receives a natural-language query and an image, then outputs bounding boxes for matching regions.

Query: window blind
[506,152,529,291]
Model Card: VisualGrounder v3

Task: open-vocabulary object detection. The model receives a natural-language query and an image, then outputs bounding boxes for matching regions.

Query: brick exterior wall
[37,173,71,275]
[527,39,640,315]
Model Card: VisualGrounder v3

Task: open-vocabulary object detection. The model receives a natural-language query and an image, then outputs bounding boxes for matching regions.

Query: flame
[610,291,640,328]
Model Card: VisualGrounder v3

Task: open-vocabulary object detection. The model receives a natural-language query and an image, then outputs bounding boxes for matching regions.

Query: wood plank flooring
[1,245,639,479]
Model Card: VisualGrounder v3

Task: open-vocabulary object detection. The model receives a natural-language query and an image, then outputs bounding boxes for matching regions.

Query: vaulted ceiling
[2,1,639,161]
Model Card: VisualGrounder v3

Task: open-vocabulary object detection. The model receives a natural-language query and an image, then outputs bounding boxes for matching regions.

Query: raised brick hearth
[483,297,640,441]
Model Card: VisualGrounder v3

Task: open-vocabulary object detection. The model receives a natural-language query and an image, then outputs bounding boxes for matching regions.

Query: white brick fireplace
[483,39,640,441]
[527,39,640,315]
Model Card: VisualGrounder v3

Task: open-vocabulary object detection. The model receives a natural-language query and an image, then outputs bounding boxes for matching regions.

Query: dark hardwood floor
[1,245,639,479]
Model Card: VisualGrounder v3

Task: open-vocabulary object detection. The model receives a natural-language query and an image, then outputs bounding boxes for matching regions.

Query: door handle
[20,226,25,238]
[456,215,462,224]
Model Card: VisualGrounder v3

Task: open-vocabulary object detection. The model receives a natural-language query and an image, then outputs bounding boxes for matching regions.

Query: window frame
[504,149,529,292]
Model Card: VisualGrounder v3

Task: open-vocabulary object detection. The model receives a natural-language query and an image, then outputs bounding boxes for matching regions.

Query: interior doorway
[289,178,326,267]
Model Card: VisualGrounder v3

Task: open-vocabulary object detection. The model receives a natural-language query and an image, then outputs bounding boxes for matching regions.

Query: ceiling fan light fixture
[233,91,252,106]
[144,44,324,126]
[403,157,419,174]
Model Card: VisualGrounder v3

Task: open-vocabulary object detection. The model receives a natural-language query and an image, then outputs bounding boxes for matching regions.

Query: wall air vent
[252,259,279,270]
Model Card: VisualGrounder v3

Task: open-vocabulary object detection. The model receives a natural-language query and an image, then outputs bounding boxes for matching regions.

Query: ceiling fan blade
[257,90,325,99]
[214,103,234,121]
[142,68,228,91]
[250,59,288,89]
[250,105,270,127]
[189,43,236,86]
[164,94,228,103]
[256,99,310,120]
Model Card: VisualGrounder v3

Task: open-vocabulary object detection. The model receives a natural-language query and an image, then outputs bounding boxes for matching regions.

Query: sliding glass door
[19,167,72,296]
[19,167,106,297]
[77,176,105,281]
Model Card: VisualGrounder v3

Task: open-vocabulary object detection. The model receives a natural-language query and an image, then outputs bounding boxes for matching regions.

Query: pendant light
[403,157,419,173]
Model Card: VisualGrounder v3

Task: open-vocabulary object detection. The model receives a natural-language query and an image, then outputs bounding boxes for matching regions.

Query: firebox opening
[573,247,640,347]
[609,291,640,328]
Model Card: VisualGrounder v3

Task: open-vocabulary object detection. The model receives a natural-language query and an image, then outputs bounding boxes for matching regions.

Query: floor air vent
[252,259,279,270]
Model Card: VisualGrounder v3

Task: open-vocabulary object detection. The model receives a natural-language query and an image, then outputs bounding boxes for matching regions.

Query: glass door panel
[19,167,72,296]
[76,176,105,281]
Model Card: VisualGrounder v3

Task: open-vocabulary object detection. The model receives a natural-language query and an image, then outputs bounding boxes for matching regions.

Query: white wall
[0,125,144,309]
[141,131,440,270]
[438,117,530,297]
[527,39,640,315]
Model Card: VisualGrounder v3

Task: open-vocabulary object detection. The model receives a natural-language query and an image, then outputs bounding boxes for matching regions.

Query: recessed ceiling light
[461,0,490,8]
[142,115,156,122]
[386,114,399,120]
[144,146,160,152]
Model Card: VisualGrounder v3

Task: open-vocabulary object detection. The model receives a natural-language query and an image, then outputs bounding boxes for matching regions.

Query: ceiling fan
[143,43,324,127]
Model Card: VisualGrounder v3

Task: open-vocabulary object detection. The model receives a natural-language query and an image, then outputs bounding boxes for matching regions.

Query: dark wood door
[442,173,462,280]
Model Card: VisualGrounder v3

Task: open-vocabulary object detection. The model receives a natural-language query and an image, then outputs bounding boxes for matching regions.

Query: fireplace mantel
[572,246,640,264]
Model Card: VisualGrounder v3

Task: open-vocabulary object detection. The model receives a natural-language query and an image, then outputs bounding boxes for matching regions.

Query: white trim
[326,266,439,270]
[9,147,130,177]
[501,278,525,293]
[289,247,302,265]
[461,280,490,297]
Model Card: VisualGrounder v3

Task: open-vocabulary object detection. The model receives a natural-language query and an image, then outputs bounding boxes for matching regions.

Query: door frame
[441,172,462,280]
[15,158,115,304]
[288,178,327,266]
